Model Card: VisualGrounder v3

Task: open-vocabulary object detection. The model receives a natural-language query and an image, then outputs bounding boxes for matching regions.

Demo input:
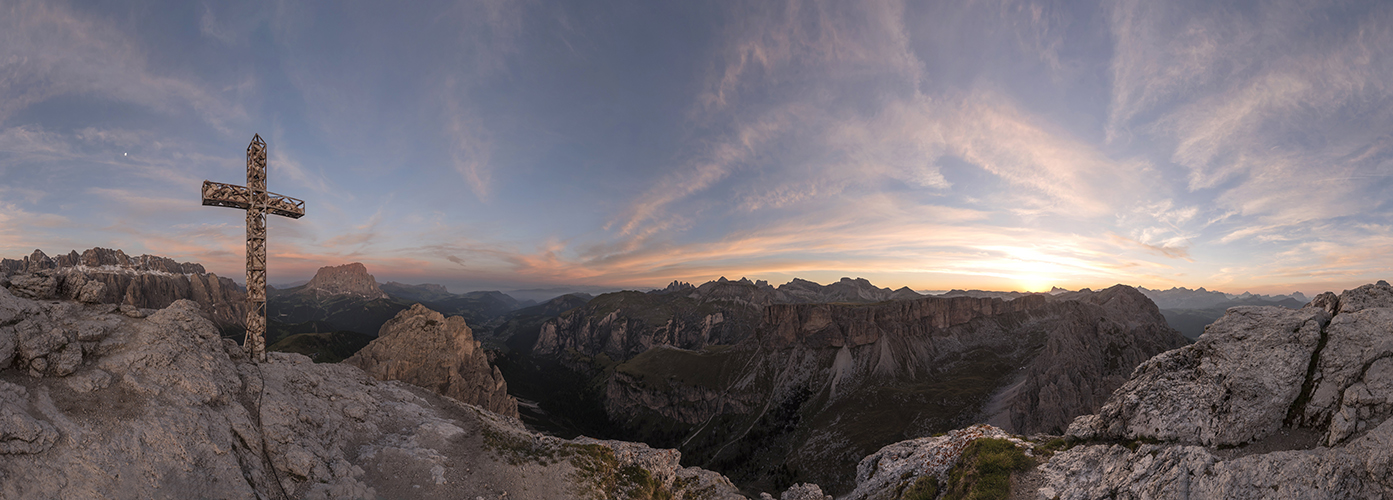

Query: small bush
[941,438,1035,500]
[566,443,676,500]
[1034,438,1072,457]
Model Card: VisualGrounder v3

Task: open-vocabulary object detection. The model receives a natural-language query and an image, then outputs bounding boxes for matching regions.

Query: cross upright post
[201,134,306,362]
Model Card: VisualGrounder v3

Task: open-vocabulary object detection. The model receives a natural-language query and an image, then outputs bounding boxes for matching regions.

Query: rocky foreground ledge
[827,281,1393,499]
[0,286,747,499]
[1041,281,1393,499]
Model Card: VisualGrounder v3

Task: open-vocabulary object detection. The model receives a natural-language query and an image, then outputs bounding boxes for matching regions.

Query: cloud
[0,0,248,130]
[1110,233,1192,260]
[443,85,495,202]
[199,3,241,46]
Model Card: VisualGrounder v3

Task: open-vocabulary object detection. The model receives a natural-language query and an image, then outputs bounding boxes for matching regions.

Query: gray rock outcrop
[345,303,519,418]
[844,424,1027,500]
[1042,281,1393,499]
[0,286,745,499]
[1064,305,1328,446]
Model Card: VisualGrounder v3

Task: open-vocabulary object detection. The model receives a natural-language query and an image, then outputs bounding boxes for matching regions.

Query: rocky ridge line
[0,248,246,328]
[532,276,925,361]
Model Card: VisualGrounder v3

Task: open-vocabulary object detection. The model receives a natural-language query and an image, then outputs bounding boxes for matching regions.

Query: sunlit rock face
[1043,281,1393,499]
[0,248,247,329]
[0,287,748,500]
[304,262,388,299]
[345,303,519,419]
[599,285,1186,494]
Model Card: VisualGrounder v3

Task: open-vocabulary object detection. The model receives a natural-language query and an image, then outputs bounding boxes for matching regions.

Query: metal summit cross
[200,134,306,362]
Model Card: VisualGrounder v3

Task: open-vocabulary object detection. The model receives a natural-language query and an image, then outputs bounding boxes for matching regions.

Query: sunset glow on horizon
[2,0,1391,297]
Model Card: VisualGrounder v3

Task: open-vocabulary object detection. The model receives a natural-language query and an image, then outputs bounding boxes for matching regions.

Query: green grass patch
[566,443,676,500]
[480,425,565,466]
[1033,438,1072,458]
[897,475,939,500]
[615,344,740,392]
[940,438,1035,500]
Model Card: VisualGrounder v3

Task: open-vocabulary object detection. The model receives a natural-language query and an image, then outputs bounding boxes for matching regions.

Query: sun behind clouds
[1016,274,1054,293]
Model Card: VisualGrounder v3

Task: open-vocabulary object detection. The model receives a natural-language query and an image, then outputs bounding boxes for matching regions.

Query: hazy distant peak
[653,280,696,294]
[305,262,388,299]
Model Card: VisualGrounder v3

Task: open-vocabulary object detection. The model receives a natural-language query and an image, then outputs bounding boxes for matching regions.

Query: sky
[2,0,1391,296]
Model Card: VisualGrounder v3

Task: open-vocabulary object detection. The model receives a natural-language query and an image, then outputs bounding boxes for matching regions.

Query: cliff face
[345,304,519,418]
[602,285,1187,494]
[0,287,747,499]
[755,294,1047,349]
[304,262,388,299]
[0,248,246,329]
[532,289,761,360]
[531,277,927,361]
[1036,281,1393,499]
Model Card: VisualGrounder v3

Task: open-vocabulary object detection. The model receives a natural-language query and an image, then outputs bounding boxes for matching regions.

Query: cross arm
[201,180,307,219]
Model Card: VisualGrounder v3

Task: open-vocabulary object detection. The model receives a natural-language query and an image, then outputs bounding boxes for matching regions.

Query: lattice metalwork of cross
[200,134,306,362]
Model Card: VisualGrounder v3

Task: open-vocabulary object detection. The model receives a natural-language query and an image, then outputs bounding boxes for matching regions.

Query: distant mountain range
[1137,286,1308,309]
[0,248,247,330]
[1136,286,1311,339]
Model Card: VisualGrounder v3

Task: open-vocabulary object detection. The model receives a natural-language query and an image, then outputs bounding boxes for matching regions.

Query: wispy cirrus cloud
[0,0,249,131]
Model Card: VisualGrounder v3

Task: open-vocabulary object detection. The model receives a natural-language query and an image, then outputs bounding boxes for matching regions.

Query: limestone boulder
[1336,280,1393,314]
[1298,288,1393,444]
[1066,306,1328,446]
[1044,418,1393,499]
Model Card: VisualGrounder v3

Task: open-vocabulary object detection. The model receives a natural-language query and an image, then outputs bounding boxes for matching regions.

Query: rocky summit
[303,262,388,299]
[1037,281,1393,499]
[0,285,749,499]
[346,303,519,418]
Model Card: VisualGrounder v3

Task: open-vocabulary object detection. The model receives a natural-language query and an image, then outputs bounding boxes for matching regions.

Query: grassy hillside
[267,331,375,363]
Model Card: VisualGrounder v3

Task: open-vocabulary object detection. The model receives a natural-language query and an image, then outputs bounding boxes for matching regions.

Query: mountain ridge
[0,248,246,329]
